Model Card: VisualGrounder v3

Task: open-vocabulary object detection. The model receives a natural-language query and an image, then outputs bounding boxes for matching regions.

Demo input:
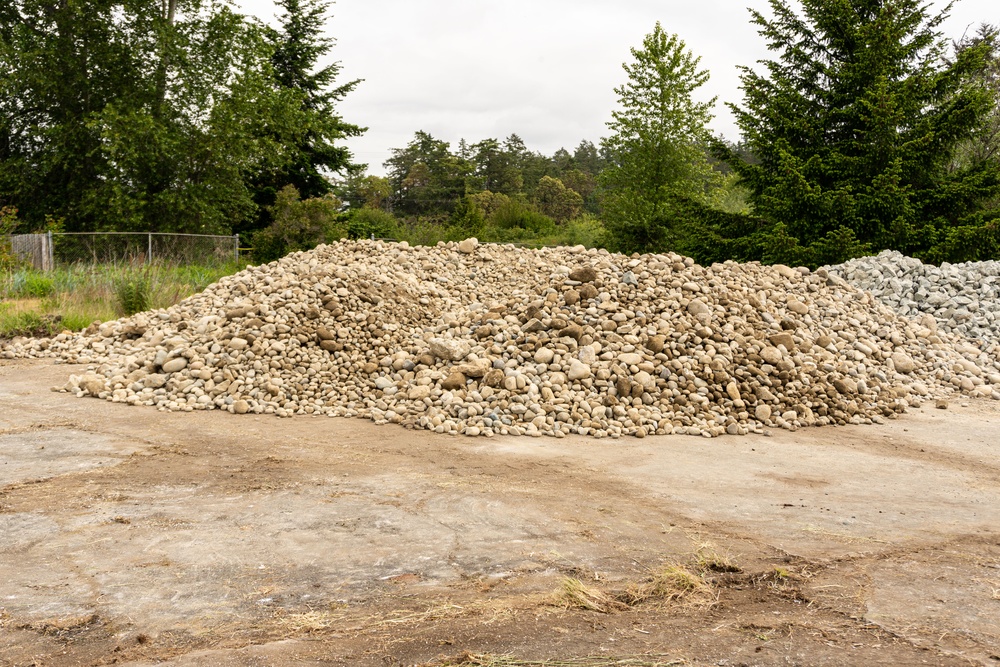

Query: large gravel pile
[4,239,1000,438]
[826,250,1000,348]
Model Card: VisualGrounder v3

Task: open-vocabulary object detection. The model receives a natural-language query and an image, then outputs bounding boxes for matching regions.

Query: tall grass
[0,261,241,337]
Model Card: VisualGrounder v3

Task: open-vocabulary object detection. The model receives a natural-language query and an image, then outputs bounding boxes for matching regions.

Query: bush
[546,214,605,248]
[488,199,556,236]
[114,271,151,316]
[449,196,486,235]
[114,271,152,317]
[344,207,399,240]
[6,270,56,298]
[385,216,447,247]
[252,185,342,262]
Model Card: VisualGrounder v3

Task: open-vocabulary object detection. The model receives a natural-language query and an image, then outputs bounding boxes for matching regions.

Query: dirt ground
[1,359,998,667]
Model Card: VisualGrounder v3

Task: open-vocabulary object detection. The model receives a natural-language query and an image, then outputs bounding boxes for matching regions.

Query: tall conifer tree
[245,0,364,234]
[721,0,1000,263]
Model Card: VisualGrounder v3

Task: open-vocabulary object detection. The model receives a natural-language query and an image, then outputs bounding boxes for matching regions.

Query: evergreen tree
[949,24,999,174]
[384,131,471,215]
[573,140,605,175]
[720,0,1000,264]
[469,138,523,195]
[599,22,721,254]
[244,0,364,235]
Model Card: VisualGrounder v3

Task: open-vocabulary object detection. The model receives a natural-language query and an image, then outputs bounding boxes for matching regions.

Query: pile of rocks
[826,250,1000,348]
[5,239,1000,438]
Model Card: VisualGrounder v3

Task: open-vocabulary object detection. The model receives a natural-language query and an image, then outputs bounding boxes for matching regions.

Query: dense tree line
[0,0,359,236]
[341,133,603,216]
[2,0,998,267]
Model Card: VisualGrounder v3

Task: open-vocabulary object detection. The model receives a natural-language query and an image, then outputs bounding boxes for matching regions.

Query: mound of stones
[827,250,1000,349]
[5,239,1000,438]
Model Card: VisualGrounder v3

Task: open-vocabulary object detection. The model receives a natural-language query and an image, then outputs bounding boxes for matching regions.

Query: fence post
[234,234,239,263]
[46,231,54,271]
[148,233,152,265]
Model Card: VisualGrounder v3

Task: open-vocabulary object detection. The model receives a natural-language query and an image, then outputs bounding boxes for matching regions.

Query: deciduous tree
[599,22,721,253]
[0,0,342,235]
[532,176,583,223]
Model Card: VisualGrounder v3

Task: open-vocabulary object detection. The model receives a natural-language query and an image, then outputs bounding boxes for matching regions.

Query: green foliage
[543,214,605,248]
[385,132,472,215]
[59,313,93,333]
[599,23,723,254]
[488,200,557,237]
[449,196,486,235]
[388,216,452,247]
[468,191,512,219]
[252,185,341,261]
[532,176,584,223]
[7,270,55,298]
[244,0,364,236]
[0,206,20,269]
[345,207,399,240]
[948,24,1000,177]
[922,212,1000,263]
[349,209,605,251]
[114,271,151,316]
[469,137,526,195]
[559,169,598,211]
[0,206,22,234]
[338,174,392,211]
[0,306,47,337]
[676,198,872,268]
[379,132,610,222]
[720,0,1000,264]
[708,173,752,215]
[0,261,241,337]
[0,0,360,236]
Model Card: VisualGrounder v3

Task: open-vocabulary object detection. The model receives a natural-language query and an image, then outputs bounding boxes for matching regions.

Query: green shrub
[6,270,56,298]
[449,196,485,235]
[545,214,605,248]
[345,207,399,240]
[488,200,556,236]
[114,271,151,316]
[252,185,342,262]
[390,216,451,247]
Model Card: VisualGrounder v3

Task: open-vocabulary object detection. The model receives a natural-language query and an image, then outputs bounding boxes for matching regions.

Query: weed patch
[621,565,714,607]
[425,652,685,666]
[553,578,627,614]
[0,262,240,338]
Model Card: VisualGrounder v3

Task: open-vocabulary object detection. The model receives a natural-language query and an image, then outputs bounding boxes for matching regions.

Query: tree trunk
[153,0,177,119]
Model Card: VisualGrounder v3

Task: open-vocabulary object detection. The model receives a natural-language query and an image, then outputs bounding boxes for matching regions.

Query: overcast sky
[233,0,996,175]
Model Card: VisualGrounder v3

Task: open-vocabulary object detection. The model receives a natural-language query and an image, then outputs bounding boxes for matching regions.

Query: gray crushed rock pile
[826,250,1000,348]
[4,239,1000,439]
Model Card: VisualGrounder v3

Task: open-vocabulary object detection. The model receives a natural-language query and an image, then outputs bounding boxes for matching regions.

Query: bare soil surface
[1,359,998,666]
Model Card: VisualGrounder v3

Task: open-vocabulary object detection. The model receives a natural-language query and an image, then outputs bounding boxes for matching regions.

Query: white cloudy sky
[233,0,996,175]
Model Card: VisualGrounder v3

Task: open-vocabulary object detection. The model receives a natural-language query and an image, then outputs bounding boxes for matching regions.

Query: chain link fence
[2,232,240,270]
